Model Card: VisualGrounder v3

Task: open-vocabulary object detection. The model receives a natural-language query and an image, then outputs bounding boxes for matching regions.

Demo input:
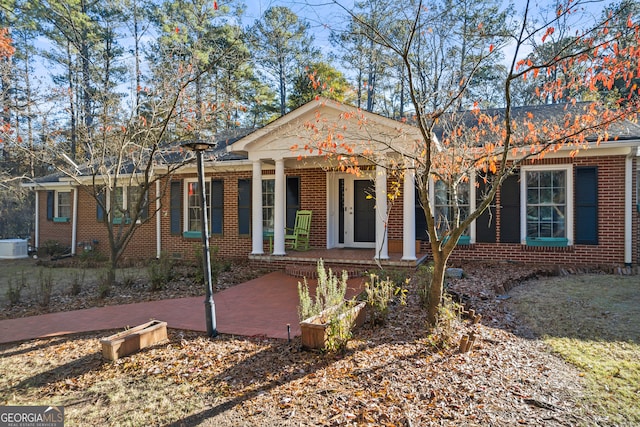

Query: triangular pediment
[228,98,422,161]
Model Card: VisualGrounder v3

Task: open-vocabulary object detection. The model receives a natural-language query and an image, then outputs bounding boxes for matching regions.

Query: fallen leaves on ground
[0,261,605,426]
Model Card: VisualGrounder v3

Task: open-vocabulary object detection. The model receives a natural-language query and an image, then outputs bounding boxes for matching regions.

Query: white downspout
[625,155,633,266]
[71,188,78,255]
[402,167,416,260]
[156,180,161,259]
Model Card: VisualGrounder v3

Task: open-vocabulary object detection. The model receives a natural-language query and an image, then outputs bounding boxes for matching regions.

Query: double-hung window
[57,191,71,219]
[110,186,148,224]
[522,165,573,246]
[433,180,470,242]
[47,190,71,222]
[186,180,210,234]
[262,179,275,232]
[185,179,223,237]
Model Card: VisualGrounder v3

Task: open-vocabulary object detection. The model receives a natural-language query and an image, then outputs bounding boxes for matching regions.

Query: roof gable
[228,98,422,160]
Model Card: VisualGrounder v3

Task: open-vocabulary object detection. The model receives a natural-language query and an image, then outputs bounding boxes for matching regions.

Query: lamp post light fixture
[182,140,217,337]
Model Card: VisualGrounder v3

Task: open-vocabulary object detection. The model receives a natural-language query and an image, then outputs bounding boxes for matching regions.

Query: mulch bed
[0,260,607,425]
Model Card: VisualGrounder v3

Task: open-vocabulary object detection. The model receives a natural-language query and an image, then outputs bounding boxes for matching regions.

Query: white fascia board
[21,180,77,189]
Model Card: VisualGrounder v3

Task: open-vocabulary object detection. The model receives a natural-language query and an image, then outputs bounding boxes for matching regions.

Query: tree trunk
[427,249,448,326]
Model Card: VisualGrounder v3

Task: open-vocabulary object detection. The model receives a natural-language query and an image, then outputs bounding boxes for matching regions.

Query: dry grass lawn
[507,274,640,425]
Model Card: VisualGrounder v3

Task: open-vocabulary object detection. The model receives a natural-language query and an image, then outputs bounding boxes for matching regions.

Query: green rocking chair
[285,210,312,251]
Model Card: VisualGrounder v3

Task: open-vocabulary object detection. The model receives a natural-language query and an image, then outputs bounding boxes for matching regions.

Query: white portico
[228,98,422,261]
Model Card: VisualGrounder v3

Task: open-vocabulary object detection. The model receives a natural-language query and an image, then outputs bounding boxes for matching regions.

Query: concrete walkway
[0,272,364,344]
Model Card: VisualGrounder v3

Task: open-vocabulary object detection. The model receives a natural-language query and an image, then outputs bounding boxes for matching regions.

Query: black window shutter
[170,181,182,235]
[286,176,300,229]
[415,186,428,240]
[500,173,521,243]
[46,191,54,221]
[238,179,251,235]
[96,188,105,222]
[575,167,598,245]
[211,180,224,234]
[476,176,497,243]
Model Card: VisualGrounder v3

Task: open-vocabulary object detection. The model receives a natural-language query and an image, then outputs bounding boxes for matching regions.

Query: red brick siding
[296,169,327,248]
[442,155,636,266]
[37,190,73,247]
[36,155,638,267]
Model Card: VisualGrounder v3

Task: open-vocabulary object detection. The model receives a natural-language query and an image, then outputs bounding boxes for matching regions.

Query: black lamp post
[182,140,217,337]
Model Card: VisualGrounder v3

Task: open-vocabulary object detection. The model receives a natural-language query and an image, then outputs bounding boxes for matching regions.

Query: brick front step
[285,264,365,279]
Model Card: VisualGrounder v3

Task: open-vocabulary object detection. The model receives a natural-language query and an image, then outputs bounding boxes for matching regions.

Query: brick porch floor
[0,272,365,345]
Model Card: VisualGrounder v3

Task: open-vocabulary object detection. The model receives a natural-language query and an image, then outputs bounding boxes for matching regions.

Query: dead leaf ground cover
[506,274,640,425]
[0,260,619,426]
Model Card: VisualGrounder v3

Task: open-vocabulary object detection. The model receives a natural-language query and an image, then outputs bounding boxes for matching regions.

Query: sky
[242,0,354,51]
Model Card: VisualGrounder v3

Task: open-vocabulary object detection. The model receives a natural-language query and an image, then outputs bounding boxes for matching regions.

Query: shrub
[97,270,111,298]
[78,248,107,267]
[5,278,22,306]
[194,246,223,287]
[364,273,408,325]
[148,252,174,291]
[70,269,85,296]
[5,270,27,306]
[297,259,348,321]
[427,292,464,349]
[415,263,435,307]
[36,269,53,307]
[39,240,68,258]
[120,270,138,287]
[298,260,356,353]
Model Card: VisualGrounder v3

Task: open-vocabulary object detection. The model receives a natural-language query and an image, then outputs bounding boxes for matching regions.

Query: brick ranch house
[24,99,640,272]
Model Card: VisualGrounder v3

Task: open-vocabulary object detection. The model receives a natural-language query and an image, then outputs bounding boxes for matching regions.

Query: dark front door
[353,180,376,242]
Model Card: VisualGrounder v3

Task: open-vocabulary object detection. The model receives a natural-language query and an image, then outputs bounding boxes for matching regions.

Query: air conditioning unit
[0,239,29,259]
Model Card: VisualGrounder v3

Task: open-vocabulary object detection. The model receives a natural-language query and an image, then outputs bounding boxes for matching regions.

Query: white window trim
[183,178,210,234]
[520,164,574,245]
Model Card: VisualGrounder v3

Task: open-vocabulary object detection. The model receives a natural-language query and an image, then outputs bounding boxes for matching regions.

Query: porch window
[262,179,275,232]
[523,166,572,246]
[434,180,470,241]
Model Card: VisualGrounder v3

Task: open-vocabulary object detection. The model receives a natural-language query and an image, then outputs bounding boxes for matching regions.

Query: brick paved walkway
[0,272,364,344]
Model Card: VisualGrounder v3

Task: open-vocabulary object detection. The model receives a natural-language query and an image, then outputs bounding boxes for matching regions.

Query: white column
[156,180,162,259]
[624,155,633,265]
[402,168,417,260]
[34,190,39,250]
[71,188,78,255]
[273,158,287,255]
[251,160,264,255]
[375,164,389,259]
